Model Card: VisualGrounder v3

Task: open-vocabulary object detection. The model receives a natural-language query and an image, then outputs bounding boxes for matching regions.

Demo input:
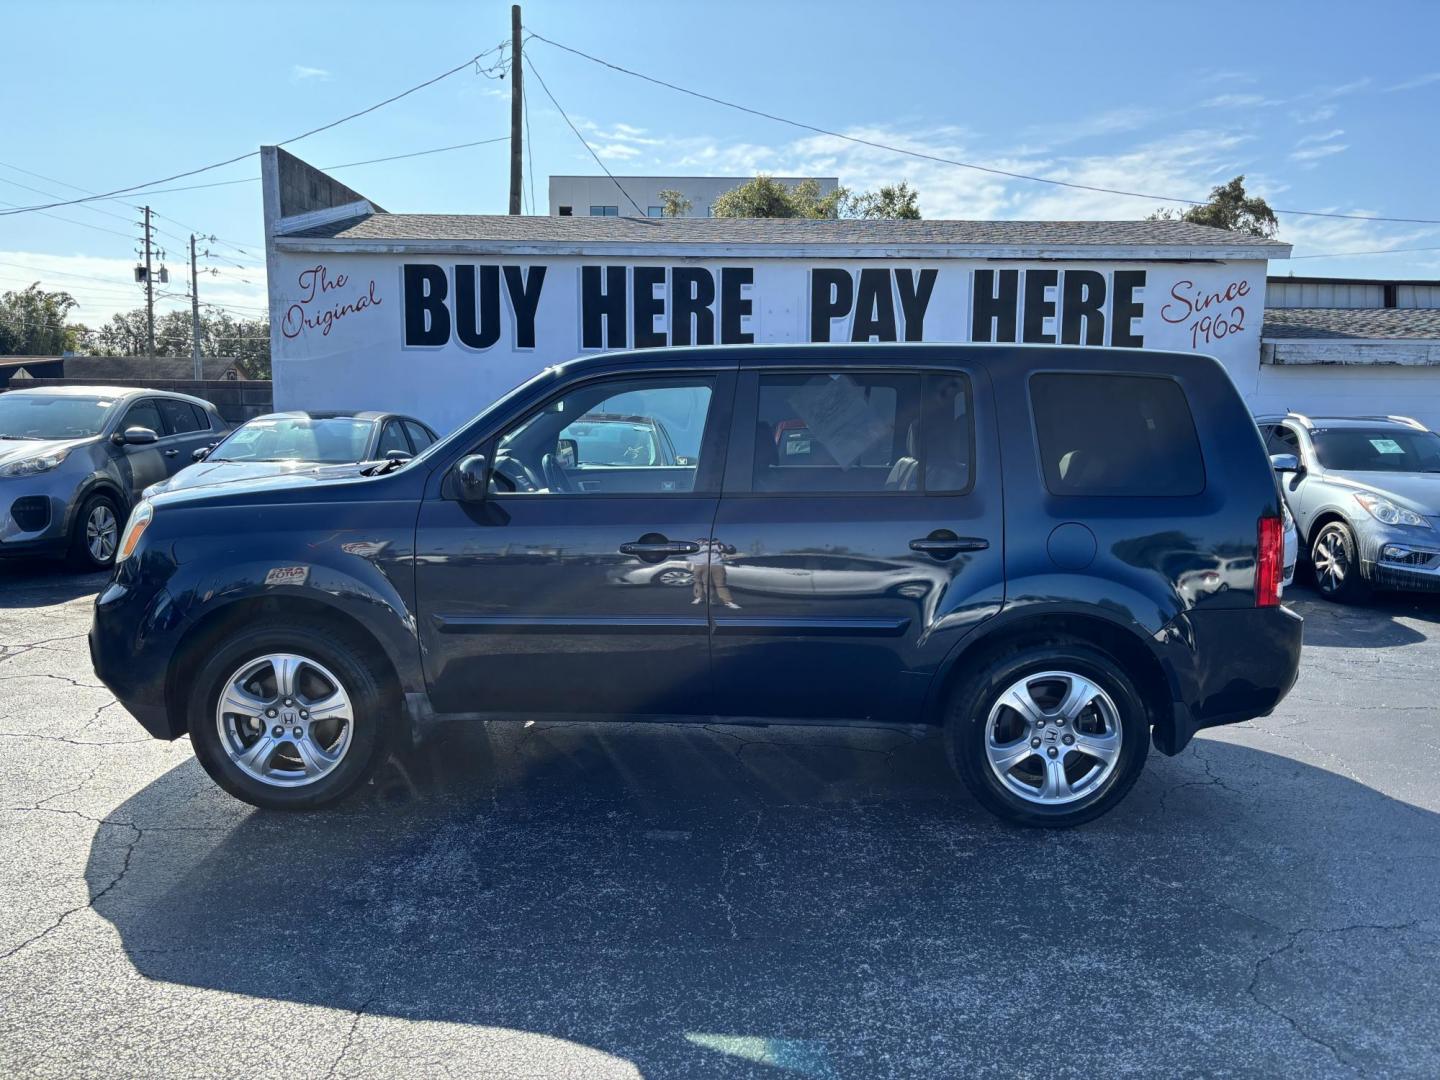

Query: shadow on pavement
[0,559,108,607]
[87,720,1440,1077]
[1285,584,1440,649]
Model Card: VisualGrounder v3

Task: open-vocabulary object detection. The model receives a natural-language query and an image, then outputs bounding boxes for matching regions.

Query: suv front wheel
[946,644,1149,827]
[1310,520,1371,603]
[187,621,395,810]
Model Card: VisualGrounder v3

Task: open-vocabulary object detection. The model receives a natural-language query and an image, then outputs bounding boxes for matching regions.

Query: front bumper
[1370,543,1440,593]
[90,577,189,739]
[0,491,71,555]
[1152,603,1304,755]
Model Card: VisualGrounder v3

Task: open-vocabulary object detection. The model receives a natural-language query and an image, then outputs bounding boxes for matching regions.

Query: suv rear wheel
[1310,520,1370,603]
[946,643,1149,827]
[186,621,395,810]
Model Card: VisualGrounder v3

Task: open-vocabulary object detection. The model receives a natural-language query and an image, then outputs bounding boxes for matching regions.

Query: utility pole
[189,234,203,380]
[509,4,523,215]
[142,206,156,358]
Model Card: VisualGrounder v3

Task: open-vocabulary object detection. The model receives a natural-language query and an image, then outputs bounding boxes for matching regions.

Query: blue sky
[3,0,1439,329]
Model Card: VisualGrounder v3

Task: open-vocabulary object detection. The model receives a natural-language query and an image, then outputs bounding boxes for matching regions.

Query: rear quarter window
[1030,372,1205,496]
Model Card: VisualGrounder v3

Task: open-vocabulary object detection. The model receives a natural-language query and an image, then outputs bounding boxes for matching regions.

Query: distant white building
[547,175,840,219]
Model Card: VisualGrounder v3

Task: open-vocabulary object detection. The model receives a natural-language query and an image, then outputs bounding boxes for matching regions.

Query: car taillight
[1257,515,1283,607]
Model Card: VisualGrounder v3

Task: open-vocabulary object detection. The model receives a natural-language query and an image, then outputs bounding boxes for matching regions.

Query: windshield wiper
[0,434,34,440]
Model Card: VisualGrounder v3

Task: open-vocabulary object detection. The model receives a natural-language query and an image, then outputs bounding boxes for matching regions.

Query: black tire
[1310,520,1371,604]
[186,620,397,810]
[67,492,121,571]
[945,643,1150,828]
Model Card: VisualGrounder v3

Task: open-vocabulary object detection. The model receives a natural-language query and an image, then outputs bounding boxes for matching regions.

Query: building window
[589,205,619,217]
[647,206,664,218]
[558,205,573,216]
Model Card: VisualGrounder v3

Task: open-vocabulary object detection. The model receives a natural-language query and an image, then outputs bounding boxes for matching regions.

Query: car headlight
[1353,492,1429,528]
[115,501,153,564]
[0,448,70,477]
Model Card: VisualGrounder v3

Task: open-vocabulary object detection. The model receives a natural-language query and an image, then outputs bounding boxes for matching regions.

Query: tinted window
[492,377,714,495]
[158,399,204,435]
[376,421,411,458]
[1312,428,1440,472]
[190,403,213,431]
[923,374,973,493]
[1262,423,1299,456]
[753,372,920,493]
[1031,373,1204,496]
[403,421,434,451]
[121,399,163,436]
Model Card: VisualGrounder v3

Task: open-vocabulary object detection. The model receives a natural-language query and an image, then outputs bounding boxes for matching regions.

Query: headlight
[0,448,69,477]
[115,501,153,564]
[1353,492,1429,528]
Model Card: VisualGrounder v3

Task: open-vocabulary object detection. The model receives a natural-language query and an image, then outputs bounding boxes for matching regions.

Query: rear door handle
[910,536,989,555]
[620,541,701,557]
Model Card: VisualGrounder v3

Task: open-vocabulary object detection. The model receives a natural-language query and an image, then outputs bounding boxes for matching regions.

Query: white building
[547,175,839,219]
[263,147,1407,436]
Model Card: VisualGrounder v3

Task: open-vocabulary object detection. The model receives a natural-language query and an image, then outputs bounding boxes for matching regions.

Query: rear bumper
[1152,604,1303,755]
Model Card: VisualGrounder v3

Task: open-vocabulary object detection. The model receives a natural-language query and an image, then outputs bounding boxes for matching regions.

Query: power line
[0,42,506,217]
[1282,244,1440,261]
[525,29,1440,227]
[523,53,643,216]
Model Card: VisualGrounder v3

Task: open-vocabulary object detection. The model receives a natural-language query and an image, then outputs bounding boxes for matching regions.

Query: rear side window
[1030,373,1204,496]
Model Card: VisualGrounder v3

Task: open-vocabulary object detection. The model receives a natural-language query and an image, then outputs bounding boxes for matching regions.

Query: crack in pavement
[325,995,378,1079]
[1244,919,1432,1075]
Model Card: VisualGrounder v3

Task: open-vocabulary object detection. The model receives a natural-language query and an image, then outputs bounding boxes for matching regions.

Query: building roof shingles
[283,213,1289,250]
[1261,308,1440,341]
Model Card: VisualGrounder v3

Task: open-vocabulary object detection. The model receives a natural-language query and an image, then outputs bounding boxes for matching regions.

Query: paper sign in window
[784,375,892,470]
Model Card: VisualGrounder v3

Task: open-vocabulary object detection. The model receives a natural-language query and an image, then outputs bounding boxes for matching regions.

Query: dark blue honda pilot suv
[90,344,1302,827]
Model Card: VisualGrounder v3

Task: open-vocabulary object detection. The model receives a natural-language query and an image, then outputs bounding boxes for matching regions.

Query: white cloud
[1289,142,1347,168]
[1385,72,1440,92]
[1201,93,1274,108]
[291,64,331,82]
[1291,104,1337,123]
[1295,128,1345,146]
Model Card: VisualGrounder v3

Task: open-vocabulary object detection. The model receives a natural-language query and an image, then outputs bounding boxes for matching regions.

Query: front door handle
[162,449,179,457]
[910,535,989,557]
[620,540,701,557]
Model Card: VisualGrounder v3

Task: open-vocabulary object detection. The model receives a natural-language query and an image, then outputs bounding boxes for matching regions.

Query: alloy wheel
[86,504,118,564]
[215,653,355,788]
[1312,527,1351,595]
[984,670,1123,805]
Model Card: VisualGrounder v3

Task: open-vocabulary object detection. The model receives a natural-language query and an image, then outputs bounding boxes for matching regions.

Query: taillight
[1256,515,1283,607]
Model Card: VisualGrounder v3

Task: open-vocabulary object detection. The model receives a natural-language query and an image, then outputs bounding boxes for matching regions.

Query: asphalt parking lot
[1,561,1438,1079]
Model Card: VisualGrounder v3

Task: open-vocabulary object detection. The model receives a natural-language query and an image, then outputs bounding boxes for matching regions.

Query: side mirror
[193,445,213,462]
[556,437,578,469]
[384,449,413,462]
[115,426,159,446]
[454,453,489,502]
[1269,453,1300,473]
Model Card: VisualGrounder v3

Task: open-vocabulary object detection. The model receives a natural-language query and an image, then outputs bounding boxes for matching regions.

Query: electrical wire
[0,42,506,217]
[525,29,1440,227]
[523,53,643,216]
[1282,244,1440,261]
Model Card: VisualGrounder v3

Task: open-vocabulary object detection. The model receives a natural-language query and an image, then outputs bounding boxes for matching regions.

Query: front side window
[0,394,114,440]
[120,399,163,437]
[1031,373,1204,496]
[376,422,411,458]
[491,377,715,495]
[209,417,375,464]
[1262,423,1300,457]
[404,421,435,451]
[1312,427,1440,473]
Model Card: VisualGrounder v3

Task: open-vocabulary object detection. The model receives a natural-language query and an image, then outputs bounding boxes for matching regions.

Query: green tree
[711,175,848,219]
[1148,175,1278,238]
[0,284,87,355]
[90,306,271,378]
[843,181,922,219]
[657,188,693,217]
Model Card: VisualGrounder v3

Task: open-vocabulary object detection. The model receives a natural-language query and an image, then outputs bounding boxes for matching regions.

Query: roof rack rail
[1348,414,1427,429]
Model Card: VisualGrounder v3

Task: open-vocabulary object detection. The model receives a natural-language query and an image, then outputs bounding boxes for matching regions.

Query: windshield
[561,417,661,466]
[1312,428,1440,473]
[210,417,375,464]
[0,394,115,440]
